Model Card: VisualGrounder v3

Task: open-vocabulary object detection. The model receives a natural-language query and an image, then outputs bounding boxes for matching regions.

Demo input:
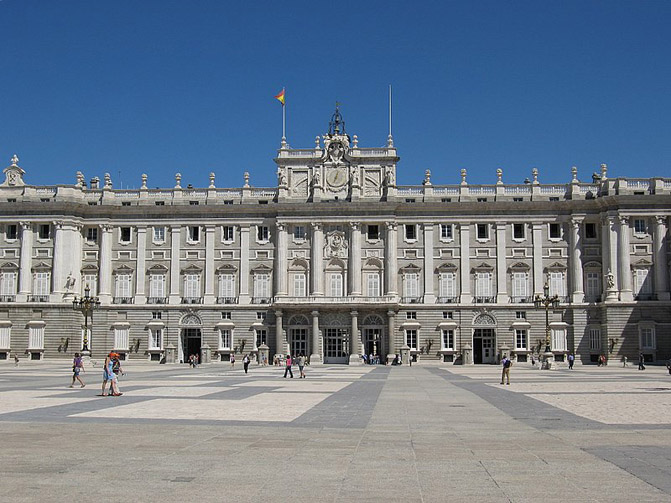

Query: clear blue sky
[2,0,670,189]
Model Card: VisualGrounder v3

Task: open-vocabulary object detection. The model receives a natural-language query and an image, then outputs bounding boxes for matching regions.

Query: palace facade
[0,109,670,365]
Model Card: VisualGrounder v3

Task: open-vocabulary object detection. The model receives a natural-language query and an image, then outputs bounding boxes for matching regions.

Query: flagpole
[387,84,394,147]
[282,101,286,141]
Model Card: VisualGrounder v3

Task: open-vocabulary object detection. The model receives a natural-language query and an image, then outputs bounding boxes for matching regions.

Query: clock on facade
[326,167,347,188]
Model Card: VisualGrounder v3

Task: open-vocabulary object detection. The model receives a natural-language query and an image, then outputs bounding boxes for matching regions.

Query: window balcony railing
[181,297,202,304]
[510,296,533,303]
[252,297,272,304]
[401,296,423,304]
[474,296,495,304]
[0,295,16,302]
[147,297,168,304]
[436,296,458,304]
[113,297,134,304]
[635,293,656,301]
[274,295,397,305]
[28,295,49,302]
[217,296,239,304]
[584,295,602,303]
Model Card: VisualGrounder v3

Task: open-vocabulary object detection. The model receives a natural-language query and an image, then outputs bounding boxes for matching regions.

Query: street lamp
[72,284,101,356]
[534,282,560,370]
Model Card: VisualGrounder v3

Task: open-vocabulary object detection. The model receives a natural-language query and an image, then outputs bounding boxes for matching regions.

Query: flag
[274,88,285,106]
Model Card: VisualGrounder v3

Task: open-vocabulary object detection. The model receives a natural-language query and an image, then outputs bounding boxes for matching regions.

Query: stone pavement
[1,361,670,502]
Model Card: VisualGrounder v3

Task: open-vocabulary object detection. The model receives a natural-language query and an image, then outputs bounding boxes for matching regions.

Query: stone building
[0,108,669,365]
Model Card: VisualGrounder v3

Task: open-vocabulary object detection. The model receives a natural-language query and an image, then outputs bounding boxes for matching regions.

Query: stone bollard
[200,343,211,364]
[462,344,473,365]
[165,343,177,364]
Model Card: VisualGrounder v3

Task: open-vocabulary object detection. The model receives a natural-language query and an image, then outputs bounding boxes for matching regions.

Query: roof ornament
[328,102,346,137]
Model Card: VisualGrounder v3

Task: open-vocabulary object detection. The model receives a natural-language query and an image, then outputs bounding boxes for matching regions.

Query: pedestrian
[13,353,19,366]
[101,352,122,396]
[283,354,293,378]
[638,353,646,371]
[194,353,199,367]
[243,354,250,374]
[70,352,86,388]
[666,359,671,375]
[230,353,235,369]
[298,354,306,378]
[568,353,575,370]
[500,354,512,385]
[111,354,124,395]
[262,354,268,366]
[622,355,628,367]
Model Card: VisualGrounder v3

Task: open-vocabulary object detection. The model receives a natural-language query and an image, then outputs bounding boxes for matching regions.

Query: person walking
[568,353,575,370]
[298,354,306,378]
[242,354,250,374]
[638,353,646,370]
[230,353,235,369]
[70,352,86,388]
[13,353,19,366]
[500,354,512,385]
[283,354,294,378]
[101,352,122,396]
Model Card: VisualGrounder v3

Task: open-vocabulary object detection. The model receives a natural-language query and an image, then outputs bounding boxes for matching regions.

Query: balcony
[217,296,239,304]
[252,297,272,304]
[510,296,533,304]
[273,295,397,306]
[635,293,657,301]
[0,295,15,302]
[28,295,49,302]
[147,297,168,304]
[401,296,423,304]
[113,297,134,304]
[181,297,202,304]
[436,296,458,304]
[474,296,495,304]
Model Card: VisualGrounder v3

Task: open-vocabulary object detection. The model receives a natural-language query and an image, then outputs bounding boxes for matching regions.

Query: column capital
[276,222,286,232]
[570,217,583,229]
[170,225,181,232]
[136,225,147,232]
[20,221,32,230]
[350,310,359,317]
[100,224,114,233]
[387,310,396,317]
[274,309,283,317]
[311,310,319,317]
[349,221,360,231]
[656,215,668,226]
[385,221,397,231]
[311,222,322,231]
[618,215,629,225]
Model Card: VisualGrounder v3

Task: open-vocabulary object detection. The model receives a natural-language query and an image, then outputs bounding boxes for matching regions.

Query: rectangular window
[29,326,44,349]
[405,224,416,240]
[440,224,453,240]
[549,272,565,297]
[551,328,567,352]
[153,226,165,243]
[513,223,525,240]
[33,272,50,296]
[0,325,11,349]
[640,327,655,350]
[367,225,379,240]
[0,272,16,296]
[149,329,162,350]
[585,272,601,300]
[149,274,166,299]
[475,272,492,298]
[5,224,17,240]
[188,226,200,243]
[218,274,235,299]
[120,227,131,243]
[633,219,646,235]
[254,273,270,300]
[152,311,162,319]
[635,269,652,295]
[549,223,561,239]
[366,272,380,297]
[476,223,488,240]
[38,224,50,240]
[439,272,456,300]
[441,329,454,350]
[82,274,98,296]
[329,273,343,297]
[257,226,269,242]
[222,226,234,242]
[293,272,306,297]
[155,201,165,206]
[515,311,526,319]
[406,311,417,320]
[220,329,232,349]
[585,222,597,239]
[221,311,232,320]
[85,227,98,243]
[115,274,132,298]
[114,327,130,350]
[512,272,528,301]
[589,328,601,350]
[403,273,419,300]
[405,329,418,350]
[256,312,266,321]
[443,311,453,319]
[515,329,527,350]
[184,274,200,298]
[255,329,267,348]
[293,226,306,240]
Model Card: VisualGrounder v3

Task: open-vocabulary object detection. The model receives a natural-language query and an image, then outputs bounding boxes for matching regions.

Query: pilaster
[204,225,216,304]
[459,223,471,303]
[423,223,435,303]
[654,216,670,300]
[570,218,584,303]
[238,225,251,304]
[98,224,113,304]
[169,225,181,304]
[310,310,322,364]
[385,222,398,296]
[135,226,147,304]
[618,216,633,301]
[495,222,507,303]
[349,310,360,364]
[349,222,362,296]
[532,222,543,296]
[17,222,33,301]
[275,222,288,296]
[311,223,324,296]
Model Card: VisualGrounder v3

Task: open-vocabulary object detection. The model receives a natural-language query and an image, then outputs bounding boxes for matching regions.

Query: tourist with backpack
[70,352,86,388]
[501,355,512,385]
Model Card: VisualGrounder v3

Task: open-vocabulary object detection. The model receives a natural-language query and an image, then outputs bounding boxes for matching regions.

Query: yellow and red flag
[274,88,285,106]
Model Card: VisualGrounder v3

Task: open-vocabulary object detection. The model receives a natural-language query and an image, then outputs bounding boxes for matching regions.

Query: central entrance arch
[473,313,497,364]
[322,313,350,364]
[179,313,202,364]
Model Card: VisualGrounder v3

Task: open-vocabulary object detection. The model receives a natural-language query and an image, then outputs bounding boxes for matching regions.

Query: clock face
[326,167,347,188]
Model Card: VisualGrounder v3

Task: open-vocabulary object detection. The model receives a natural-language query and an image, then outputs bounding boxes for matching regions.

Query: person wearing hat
[101,352,122,396]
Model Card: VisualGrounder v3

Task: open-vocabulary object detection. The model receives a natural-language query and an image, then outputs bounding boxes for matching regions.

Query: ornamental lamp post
[72,284,101,357]
[534,282,560,370]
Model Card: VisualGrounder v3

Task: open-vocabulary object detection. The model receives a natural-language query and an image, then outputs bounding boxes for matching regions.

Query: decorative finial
[141,174,148,189]
[315,136,321,149]
[280,137,287,149]
[571,166,578,182]
[209,172,215,188]
[328,102,346,136]
[423,169,432,186]
[460,168,467,185]
[243,171,250,188]
[76,171,85,187]
[10,154,19,166]
[387,134,394,148]
[600,163,608,180]
[352,135,358,148]
[496,168,503,184]
[532,168,539,184]
[174,173,182,189]
[104,173,112,189]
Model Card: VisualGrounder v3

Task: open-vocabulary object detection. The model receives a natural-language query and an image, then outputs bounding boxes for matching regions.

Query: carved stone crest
[324,230,349,258]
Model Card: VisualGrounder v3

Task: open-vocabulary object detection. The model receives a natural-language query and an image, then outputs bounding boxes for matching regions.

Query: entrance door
[182,328,202,363]
[289,328,308,357]
[473,328,496,364]
[323,328,349,364]
[363,328,382,361]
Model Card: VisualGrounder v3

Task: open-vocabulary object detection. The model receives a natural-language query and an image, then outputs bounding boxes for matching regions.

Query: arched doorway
[322,313,350,364]
[473,313,497,364]
[287,314,309,358]
[179,313,202,364]
[361,314,384,363]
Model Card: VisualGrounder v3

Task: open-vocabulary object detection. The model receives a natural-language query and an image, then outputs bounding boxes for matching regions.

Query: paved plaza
[1,361,671,502]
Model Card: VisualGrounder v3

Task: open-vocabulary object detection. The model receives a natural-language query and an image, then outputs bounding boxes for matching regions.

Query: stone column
[50,222,67,301]
[239,225,251,303]
[18,222,33,301]
[204,225,215,304]
[310,310,322,364]
[349,310,360,364]
[275,222,288,296]
[654,216,670,300]
[386,309,396,363]
[618,216,633,301]
[274,309,285,356]
[532,222,543,295]
[134,226,147,304]
[349,222,362,296]
[385,222,398,295]
[423,223,435,303]
[169,225,181,304]
[495,222,507,303]
[570,218,584,303]
[459,223,471,303]
[98,224,113,304]
[311,223,323,295]
[603,215,619,300]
